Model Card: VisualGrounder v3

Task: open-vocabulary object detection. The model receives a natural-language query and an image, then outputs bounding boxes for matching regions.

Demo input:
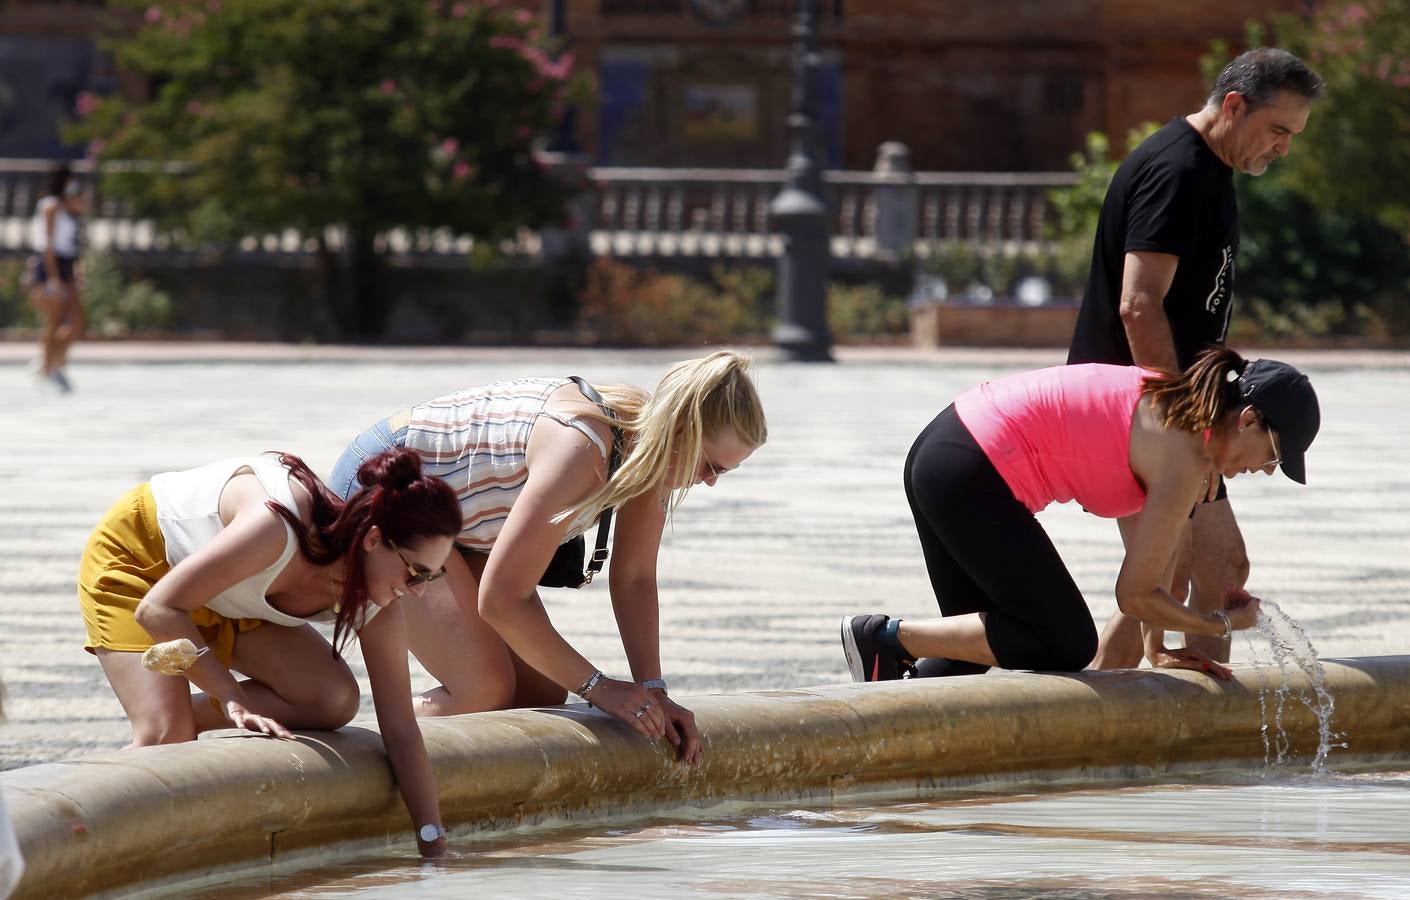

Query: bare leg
[1091,515,1189,669]
[895,613,999,668]
[509,648,569,707]
[402,549,518,715]
[210,622,360,732]
[95,649,198,746]
[1185,499,1248,662]
[32,286,64,376]
[53,286,82,369]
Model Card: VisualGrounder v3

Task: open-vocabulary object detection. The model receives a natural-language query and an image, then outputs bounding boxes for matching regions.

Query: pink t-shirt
[954,364,1153,518]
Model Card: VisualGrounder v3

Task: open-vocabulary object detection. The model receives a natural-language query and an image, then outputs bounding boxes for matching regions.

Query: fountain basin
[5,657,1409,898]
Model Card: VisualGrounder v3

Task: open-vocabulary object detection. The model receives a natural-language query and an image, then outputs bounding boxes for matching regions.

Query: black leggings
[903,404,1098,674]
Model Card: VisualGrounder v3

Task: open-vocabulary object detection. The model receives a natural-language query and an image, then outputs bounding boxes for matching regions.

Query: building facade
[1,0,1299,170]
[567,0,1300,170]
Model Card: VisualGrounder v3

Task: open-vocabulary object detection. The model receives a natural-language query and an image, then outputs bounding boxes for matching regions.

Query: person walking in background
[842,348,1320,684]
[329,350,768,765]
[29,163,86,393]
[78,448,462,857]
[1066,48,1323,669]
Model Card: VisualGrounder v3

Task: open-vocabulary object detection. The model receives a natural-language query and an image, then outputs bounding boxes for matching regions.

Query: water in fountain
[1243,599,1345,773]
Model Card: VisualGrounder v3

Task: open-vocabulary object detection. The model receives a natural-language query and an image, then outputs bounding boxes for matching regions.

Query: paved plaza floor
[1,342,1406,769]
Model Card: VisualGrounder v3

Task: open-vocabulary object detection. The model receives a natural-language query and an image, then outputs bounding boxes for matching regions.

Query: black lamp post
[768,0,833,362]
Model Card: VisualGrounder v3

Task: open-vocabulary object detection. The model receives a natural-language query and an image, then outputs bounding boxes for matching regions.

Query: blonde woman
[842,347,1319,683]
[330,350,767,763]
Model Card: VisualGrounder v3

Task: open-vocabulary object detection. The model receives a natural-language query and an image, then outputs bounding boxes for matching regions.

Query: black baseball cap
[1236,358,1320,484]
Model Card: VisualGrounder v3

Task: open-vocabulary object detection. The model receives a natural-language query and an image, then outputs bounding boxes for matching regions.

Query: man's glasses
[386,539,447,587]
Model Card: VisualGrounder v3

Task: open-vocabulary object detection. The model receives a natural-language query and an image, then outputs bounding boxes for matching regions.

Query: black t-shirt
[1067,117,1238,369]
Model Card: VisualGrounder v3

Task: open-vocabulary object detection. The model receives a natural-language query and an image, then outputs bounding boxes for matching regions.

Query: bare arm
[476,431,604,693]
[1119,251,1181,373]
[478,418,669,741]
[606,486,701,762]
[358,605,445,858]
[1116,455,1230,643]
[607,489,667,683]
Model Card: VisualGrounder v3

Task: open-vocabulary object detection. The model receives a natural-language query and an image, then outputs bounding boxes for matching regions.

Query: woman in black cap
[841,346,1320,683]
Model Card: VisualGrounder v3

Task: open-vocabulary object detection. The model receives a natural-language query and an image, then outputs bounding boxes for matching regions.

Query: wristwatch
[640,678,668,693]
[419,823,447,843]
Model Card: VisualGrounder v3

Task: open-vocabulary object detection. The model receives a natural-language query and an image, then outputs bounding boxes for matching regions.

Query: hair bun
[356,447,424,492]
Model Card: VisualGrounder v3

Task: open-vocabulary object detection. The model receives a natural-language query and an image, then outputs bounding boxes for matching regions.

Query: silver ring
[633,708,645,719]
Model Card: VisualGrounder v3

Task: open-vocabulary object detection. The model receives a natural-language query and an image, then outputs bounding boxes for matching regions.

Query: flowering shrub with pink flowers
[1263,0,1410,232]
[69,0,590,338]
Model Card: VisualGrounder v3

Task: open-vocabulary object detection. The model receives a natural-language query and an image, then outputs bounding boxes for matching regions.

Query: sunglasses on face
[1262,420,1282,469]
[386,539,447,587]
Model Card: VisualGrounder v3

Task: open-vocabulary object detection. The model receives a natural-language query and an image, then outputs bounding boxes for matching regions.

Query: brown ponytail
[1140,346,1249,433]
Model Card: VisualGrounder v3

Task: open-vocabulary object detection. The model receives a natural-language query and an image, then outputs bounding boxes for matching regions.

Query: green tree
[1268,0,1410,232]
[74,0,583,339]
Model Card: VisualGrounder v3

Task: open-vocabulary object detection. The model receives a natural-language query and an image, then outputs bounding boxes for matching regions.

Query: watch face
[419,824,442,842]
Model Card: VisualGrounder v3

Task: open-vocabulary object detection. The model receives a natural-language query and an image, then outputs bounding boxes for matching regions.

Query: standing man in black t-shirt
[1068,48,1322,669]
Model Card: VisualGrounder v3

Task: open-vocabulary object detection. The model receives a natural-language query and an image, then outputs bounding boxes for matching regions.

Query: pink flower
[379,78,397,94]
[515,9,533,24]
[1394,73,1410,88]
[440,137,459,155]
[145,6,162,24]
[451,2,468,17]
[75,91,100,116]
[452,161,473,180]
[490,35,520,50]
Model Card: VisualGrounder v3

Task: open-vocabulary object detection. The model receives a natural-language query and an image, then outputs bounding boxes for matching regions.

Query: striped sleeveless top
[404,377,609,549]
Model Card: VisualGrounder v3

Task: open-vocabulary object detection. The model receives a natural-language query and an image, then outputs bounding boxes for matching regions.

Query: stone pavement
[1,342,1406,770]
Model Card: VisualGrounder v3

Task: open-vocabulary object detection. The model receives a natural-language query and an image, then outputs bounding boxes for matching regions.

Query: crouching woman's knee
[996,620,1099,673]
[303,669,362,730]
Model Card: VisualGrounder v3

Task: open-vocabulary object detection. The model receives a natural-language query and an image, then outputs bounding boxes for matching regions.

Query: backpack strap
[568,376,623,584]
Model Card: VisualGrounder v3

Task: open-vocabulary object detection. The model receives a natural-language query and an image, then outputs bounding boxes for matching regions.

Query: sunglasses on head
[386,539,447,587]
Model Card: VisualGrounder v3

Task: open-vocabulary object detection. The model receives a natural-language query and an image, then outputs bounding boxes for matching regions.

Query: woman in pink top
[841,347,1320,682]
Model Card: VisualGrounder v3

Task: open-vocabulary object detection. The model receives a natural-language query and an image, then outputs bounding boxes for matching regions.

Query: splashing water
[1242,599,1346,773]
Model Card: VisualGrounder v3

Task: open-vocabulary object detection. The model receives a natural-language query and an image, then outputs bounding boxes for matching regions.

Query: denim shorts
[32,255,76,284]
[328,418,408,500]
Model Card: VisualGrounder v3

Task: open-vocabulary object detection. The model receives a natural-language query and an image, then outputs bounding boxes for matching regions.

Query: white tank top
[149,456,341,627]
[30,196,78,257]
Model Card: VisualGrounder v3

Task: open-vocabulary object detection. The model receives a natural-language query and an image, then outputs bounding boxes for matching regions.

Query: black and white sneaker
[840,614,916,682]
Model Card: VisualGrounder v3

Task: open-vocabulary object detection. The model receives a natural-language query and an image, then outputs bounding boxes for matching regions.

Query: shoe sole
[839,615,867,683]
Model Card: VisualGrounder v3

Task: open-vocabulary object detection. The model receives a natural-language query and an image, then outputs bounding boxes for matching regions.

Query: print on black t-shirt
[1068,117,1238,370]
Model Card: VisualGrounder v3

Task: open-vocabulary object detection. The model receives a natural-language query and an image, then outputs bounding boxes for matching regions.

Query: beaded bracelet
[577,670,606,705]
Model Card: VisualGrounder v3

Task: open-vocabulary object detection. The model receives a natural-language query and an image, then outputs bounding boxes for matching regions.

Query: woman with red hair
[77,448,462,856]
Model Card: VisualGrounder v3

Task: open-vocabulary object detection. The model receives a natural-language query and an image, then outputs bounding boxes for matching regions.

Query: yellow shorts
[77,484,263,669]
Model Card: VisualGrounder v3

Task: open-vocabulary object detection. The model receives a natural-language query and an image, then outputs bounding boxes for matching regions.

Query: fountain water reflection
[185,770,1410,899]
